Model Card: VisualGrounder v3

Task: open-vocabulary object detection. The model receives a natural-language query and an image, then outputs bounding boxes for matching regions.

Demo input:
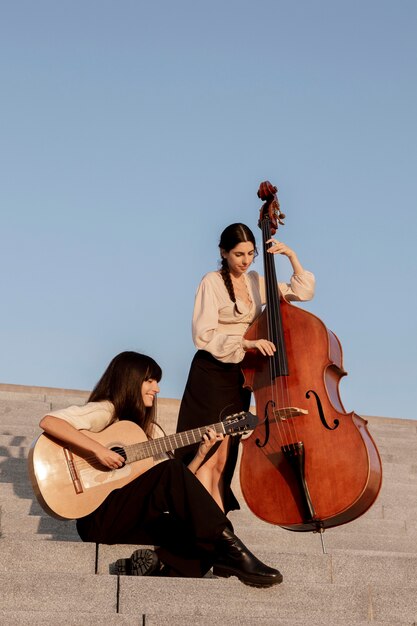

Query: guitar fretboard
[124,422,224,463]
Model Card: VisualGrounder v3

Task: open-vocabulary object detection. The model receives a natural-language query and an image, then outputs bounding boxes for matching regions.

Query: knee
[205,446,228,474]
[163,458,187,477]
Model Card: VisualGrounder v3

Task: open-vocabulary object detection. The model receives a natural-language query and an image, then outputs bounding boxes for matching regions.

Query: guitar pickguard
[79,463,132,488]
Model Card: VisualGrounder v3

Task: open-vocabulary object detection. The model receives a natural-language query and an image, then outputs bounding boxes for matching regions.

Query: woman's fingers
[266,238,293,256]
[201,428,223,449]
[255,339,276,356]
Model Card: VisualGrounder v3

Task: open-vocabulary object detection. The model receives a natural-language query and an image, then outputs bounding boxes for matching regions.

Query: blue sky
[1,0,416,420]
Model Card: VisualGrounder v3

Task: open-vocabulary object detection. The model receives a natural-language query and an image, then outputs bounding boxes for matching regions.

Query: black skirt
[175,350,251,513]
[76,459,230,577]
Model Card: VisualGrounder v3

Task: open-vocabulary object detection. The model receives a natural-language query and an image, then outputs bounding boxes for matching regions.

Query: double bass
[240,181,382,532]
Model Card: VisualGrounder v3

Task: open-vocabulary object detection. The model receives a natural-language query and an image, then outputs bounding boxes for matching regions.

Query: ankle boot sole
[213,564,283,587]
[130,549,160,576]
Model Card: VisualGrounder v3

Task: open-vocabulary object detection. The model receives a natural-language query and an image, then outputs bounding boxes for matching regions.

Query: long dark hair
[88,351,162,435]
[219,223,258,313]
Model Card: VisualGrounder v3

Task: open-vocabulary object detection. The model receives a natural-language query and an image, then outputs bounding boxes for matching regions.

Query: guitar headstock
[223,411,258,436]
[257,180,286,236]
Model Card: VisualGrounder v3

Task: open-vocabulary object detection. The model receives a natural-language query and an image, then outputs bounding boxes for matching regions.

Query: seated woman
[39,350,282,587]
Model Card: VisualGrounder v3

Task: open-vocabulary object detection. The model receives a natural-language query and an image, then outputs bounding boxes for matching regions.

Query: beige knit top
[44,400,165,439]
[192,269,315,364]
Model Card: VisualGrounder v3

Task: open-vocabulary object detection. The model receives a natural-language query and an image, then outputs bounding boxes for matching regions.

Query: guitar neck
[125,422,224,463]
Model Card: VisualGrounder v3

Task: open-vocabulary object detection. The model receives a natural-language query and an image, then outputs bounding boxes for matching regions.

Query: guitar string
[49,415,253,473]
[64,424,224,470]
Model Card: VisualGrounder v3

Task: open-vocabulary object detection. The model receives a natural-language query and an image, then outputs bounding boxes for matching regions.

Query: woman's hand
[197,427,224,459]
[243,338,276,356]
[266,239,304,274]
[93,443,125,469]
[266,238,294,257]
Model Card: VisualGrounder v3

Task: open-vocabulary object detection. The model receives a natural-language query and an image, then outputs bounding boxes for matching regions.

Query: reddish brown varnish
[240,182,382,531]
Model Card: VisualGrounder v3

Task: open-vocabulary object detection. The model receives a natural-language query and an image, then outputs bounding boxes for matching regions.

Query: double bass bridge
[256,403,308,449]
[273,406,308,421]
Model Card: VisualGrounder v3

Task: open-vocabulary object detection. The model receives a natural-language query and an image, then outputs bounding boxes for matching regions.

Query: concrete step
[230,508,406,536]
[1,458,34,481]
[0,392,88,405]
[378,481,417,505]
[0,480,35,499]
[144,617,412,626]
[0,611,140,625]
[376,441,417,458]
[2,489,412,551]
[0,510,79,540]
[366,415,417,432]
[379,461,417,483]
[0,434,37,447]
[0,494,45,516]
[381,502,417,522]
[0,446,31,459]
[231,527,417,555]
[116,577,416,623]
[1,572,416,623]
[0,539,96,574]
[0,572,117,613]
[2,538,416,587]
[0,424,40,436]
[0,613,409,626]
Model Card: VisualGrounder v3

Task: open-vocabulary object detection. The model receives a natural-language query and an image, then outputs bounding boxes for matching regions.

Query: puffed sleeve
[259,270,315,303]
[192,275,246,363]
[44,401,115,432]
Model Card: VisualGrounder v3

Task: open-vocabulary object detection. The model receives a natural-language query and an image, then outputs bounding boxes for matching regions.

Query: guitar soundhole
[110,446,127,466]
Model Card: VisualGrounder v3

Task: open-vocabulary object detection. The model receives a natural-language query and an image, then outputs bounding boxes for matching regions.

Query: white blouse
[192,269,315,364]
[44,400,164,439]
[46,400,115,432]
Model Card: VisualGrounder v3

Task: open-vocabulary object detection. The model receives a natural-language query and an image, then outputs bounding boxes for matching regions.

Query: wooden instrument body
[240,297,383,530]
[28,421,153,520]
[28,411,258,520]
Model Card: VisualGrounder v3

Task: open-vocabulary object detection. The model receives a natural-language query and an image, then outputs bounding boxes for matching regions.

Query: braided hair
[219,223,258,314]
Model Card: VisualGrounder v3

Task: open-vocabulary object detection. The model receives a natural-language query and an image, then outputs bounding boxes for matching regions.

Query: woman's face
[222,242,255,277]
[141,378,160,407]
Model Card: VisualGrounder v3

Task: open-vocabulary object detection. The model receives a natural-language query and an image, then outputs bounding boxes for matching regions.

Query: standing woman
[38,351,282,586]
[175,223,315,512]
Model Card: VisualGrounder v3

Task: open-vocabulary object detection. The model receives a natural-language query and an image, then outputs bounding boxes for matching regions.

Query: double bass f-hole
[255,400,273,448]
[306,389,340,431]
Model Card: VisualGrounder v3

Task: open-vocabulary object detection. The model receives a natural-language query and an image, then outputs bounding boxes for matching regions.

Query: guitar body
[28,421,154,520]
[28,411,258,520]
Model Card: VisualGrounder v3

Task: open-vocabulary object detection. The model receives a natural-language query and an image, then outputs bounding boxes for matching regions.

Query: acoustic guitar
[28,411,257,520]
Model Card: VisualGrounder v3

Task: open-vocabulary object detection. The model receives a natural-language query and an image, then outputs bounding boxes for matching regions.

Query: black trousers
[76,459,230,577]
[175,350,251,512]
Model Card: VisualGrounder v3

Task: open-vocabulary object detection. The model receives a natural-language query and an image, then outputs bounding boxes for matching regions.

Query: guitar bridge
[64,448,83,494]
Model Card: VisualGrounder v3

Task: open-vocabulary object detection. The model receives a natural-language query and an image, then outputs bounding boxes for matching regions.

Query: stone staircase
[1,383,416,625]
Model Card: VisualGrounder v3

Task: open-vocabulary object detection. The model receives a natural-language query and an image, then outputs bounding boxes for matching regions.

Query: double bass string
[262,218,300,449]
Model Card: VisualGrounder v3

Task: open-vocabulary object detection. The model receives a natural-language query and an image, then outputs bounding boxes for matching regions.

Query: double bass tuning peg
[277,211,286,225]
[257,180,286,230]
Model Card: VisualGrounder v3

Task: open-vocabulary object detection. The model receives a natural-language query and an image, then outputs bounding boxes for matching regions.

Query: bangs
[144,358,162,382]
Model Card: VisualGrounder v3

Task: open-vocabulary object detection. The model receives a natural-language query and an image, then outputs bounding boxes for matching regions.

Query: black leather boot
[213,527,283,587]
